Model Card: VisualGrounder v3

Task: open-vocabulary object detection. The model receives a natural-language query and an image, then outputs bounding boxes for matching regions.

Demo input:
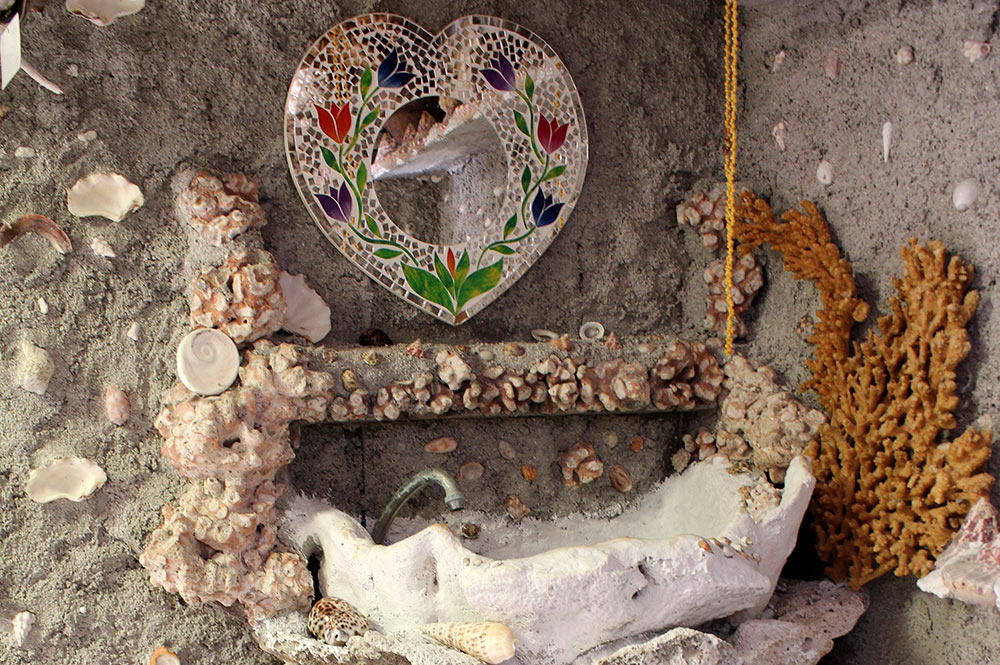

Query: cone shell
[419,622,516,664]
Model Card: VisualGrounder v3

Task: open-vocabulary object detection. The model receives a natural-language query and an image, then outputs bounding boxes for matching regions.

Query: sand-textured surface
[0,1,998,664]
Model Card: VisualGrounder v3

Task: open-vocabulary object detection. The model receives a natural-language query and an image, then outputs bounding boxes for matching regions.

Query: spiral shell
[419,622,516,664]
[307,598,369,646]
[175,328,240,396]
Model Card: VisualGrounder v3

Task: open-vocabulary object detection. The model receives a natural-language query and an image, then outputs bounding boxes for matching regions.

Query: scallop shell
[278,271,331,343]
[425,436,458,453]
[175,328,240,396]
[17,340,55,395]
[419,622,516,665]
[105,385,130,425]
[578,321,605,342]
[67,173,144,221]
[307,598,369,646]
[65,0,145,26]
[148,646,180,665]
[26,457,106,503]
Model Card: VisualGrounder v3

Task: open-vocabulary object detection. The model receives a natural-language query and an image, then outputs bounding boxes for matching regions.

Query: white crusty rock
[67,173,144,221]
[279,272,331,343]
[26,457,107,503]
[279,456,815,665]
[17,340,55,395]
[595,627,739,665]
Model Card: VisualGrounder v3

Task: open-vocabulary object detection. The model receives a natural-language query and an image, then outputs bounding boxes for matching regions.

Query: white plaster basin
[263,456,815,665]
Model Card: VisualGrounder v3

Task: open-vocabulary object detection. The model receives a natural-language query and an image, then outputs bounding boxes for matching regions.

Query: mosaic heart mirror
[285,14,588,324]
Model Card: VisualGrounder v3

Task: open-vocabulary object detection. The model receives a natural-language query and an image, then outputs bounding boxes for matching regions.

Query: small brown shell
[105,385,130,426]
[577,457,604,483]
[1,215,72,254]
[406,338,426,358]
[425,436,458,453]
[497,439,517,459]
[149,646,181,665]
[631,436,644,452]
[609,463,632,492]
[520,465,538,483]
[505,495,531,521]
[459,461,484,481]
[307,597,370,646]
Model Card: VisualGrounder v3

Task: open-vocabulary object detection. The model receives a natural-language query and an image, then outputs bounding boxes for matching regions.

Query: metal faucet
[371,468,467,544]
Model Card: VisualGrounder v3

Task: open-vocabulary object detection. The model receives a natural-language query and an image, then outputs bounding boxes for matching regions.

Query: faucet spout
[371,467,466,545]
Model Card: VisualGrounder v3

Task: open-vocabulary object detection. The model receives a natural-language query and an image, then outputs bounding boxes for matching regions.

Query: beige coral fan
[177,171,266,247]
[142,341,332,621]
[188,248,286,344]
[703,253,764,338]
[734,192,993,587]
[717,353,826,483]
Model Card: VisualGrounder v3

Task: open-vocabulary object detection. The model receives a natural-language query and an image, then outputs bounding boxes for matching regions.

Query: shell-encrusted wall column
[140,342,335,622]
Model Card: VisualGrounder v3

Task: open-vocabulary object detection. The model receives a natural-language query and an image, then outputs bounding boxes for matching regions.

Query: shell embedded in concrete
[278,271,331,343]
[306,597,369,646]
[67,173,144,221]
[175,328,240,396]
[17,340,55,395]
[65,0,145,26]
[26,457,107,503]
[105,385,130,425]
[148,645,180,665]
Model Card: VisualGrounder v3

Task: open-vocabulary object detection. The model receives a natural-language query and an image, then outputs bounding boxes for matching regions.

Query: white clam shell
[65,0,145,26]
[90,236,116,257]
[67,173,144,221]
[531,329,559,342]
[279,271,331,343]
[176,328,240,396]
[579,321,605,342]
[26,457,106,503]
[11,611,35,648]
[952,178,981,212]
[17,340,54,395]
[816,160,834,186]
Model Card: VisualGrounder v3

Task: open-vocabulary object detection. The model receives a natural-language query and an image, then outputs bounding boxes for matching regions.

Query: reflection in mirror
[372,96,508,247]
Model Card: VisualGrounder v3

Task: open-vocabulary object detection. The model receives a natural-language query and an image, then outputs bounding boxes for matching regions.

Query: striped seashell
[419,622,516,664]
[307,597,369,646]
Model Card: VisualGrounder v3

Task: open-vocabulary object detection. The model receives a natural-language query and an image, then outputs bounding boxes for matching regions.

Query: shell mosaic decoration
[285,14,588,324]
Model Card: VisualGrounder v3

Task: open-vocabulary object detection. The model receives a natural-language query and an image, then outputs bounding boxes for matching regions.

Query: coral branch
[734,191,993,587]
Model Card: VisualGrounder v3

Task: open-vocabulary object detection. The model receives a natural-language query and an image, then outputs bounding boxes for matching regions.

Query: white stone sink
[262,456,814,665]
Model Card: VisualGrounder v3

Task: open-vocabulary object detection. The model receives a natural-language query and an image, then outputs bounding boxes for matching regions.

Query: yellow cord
[723,0,739,356]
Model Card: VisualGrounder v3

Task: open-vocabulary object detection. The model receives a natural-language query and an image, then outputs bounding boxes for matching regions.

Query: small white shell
[531,329,559,342]
[579,321,605,342]
[67,173,144,221]
[14,147,36,159]
[882,121,892,163]
[772,121,786,151]
[279,271,331,343]
[37,297,49,314]
[419,622,516,665]
[771,49,786,72]
[952,178,981,212]
[90,236,116,258]
[126,321,141,341]
[962,40,991,63]
[65,0,145,25]
[11,611,35,648]
[17,340,54,395]
[896,45,914,65]
[176,328,240,396]
[816,160,834,186]
[26,457,106,503]
[105,385,130,425]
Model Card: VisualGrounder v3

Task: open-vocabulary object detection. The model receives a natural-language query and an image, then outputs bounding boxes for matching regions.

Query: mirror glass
[371,96,508,247]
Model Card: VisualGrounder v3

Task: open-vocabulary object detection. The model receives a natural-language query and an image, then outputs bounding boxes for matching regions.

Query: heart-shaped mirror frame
[285,14,588,324]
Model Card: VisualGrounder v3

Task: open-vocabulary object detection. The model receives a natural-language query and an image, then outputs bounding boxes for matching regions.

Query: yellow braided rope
[723,0,739,356]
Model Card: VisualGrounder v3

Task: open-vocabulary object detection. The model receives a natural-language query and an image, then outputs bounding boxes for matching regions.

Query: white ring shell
[579,321,605,342]
[176,328,240,396]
